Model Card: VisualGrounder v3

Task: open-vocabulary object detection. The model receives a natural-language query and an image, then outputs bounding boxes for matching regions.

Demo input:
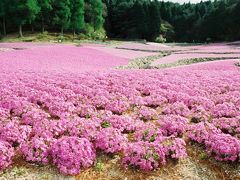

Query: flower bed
[0,43,240,176]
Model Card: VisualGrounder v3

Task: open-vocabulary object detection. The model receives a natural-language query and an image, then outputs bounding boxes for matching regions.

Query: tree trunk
[3,17,6,36]
[19,24,23,37]
[41,16,45,33]
[31,24,34,33]
[73,29,76,38]
[61,26,64,35]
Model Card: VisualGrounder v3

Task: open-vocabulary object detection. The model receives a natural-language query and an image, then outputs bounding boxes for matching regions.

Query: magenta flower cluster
[205,133,240,162]
[95,128,128,153]
[212,117,240,137]
[138,106,158,121]
[158,115,188,137]
[122,141,167,170]
[122,136,187,171]
[21,136,55,165]
[0,140,14,171]
[51,137,96,175]
[187,122,240,161]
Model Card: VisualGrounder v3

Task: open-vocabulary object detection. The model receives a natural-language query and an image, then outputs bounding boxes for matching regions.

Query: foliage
[1,0,240,42]
[52,0,71,33]
[104,0,161,41]
[8,0,40,36]
[0,0,105,38]
[83,24,106,40]
[159,21,175,42]
[155,35,166,43]
[70,0,85,34]
[89,0,104,31]
[0,0,8,35]
[37,0,52,32]
[105,0,240,42]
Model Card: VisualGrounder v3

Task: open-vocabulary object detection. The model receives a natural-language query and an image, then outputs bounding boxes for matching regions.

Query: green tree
[90,0,104,31]
[148,0,161,40]
[1,0,239,42]
[52,0,71,34]
[129,1,147,39]
[0,0,8,35]
[160,21,175,42]
[28,0,41,32]
[37,0,52,32]
[70,0,85,36]
[109,1,133,38]
[10,0,40,37]
[198,1,207,17]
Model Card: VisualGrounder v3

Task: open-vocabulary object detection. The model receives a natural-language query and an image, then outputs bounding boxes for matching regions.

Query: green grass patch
[94,159,105,172]
[116,53,170,69]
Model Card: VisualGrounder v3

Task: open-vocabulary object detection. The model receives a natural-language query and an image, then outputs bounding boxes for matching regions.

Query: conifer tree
[70,0,85,36]
[52,0,71,34]
[37,0,52,32]
[0,0,7,35]
[10,0,40,37]
[90,0,104,31]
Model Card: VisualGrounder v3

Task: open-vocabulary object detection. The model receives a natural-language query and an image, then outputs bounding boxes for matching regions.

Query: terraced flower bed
[152,57,240,69]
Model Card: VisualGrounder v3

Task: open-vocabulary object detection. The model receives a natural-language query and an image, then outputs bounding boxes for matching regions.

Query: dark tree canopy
[0,0,8,35]
[0,0,239,42]
[37,0,52,32]
[70,0,85,34]
[0,0,104,37]
[52,0,71,34]
[104,0,240,42]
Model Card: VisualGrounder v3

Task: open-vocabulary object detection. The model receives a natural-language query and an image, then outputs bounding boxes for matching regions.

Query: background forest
[0,0,239,42]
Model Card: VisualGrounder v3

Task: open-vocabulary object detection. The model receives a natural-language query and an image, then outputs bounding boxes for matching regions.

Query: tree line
[104,0,161,41]
[159,0,240,42]
[104,0,240,42]
[0,0,104,37]
[0,0,240,42]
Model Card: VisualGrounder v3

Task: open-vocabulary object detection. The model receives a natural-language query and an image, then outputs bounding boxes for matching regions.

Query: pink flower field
[83,44,159,59]
[0,42,239,179]
[177,60,240,71]
[0,43,130,73]
[150,42,240,66]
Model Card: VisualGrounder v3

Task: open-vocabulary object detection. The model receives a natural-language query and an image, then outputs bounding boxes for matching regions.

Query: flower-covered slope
[0,63,239,175]
[0,43,130,73]
[0,42,239,176]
